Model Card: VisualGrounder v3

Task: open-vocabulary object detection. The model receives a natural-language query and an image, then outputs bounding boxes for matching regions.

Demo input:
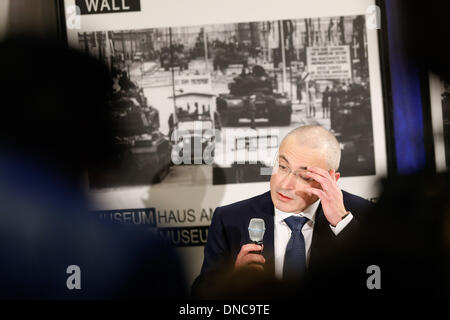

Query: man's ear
[331,169,340,182]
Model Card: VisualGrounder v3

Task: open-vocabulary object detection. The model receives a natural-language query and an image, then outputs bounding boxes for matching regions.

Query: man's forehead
[278,154,307,170]
[280,134,323,153]
[278,142,327,169]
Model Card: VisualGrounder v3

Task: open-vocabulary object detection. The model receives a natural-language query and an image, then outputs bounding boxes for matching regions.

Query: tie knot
[284,216,309,232]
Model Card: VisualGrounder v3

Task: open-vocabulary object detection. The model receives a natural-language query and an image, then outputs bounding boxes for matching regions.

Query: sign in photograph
[307,46,352,80]
[75,0,141,15]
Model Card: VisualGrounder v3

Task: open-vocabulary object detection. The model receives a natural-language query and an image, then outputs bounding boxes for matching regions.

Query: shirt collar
[274,199,321,224]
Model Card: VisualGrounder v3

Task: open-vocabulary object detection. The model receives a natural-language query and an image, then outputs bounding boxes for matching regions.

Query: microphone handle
[249,240,263,254]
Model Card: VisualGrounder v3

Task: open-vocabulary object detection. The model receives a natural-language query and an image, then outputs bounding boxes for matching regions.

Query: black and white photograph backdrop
[62,0,389,286]
[78,15,374,188]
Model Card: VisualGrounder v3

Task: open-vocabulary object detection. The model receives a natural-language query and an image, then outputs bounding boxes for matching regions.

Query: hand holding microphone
[234,218,266,272]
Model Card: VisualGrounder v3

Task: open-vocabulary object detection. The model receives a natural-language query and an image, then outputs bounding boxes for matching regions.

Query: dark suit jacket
[192,190,372,298]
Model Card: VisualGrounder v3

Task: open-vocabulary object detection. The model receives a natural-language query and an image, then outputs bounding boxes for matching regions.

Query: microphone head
[248,218,265,243]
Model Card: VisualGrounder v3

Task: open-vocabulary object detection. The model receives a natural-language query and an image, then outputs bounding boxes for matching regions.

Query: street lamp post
[169,27,177,124]
[203,27,209,73]
[279,21,287,94]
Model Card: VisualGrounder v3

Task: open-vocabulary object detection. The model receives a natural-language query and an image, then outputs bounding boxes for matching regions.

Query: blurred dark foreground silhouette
[0,38,187,299]
[299,171,450,299]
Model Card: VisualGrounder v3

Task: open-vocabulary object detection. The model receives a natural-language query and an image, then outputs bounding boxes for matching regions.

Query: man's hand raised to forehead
[296,166,348,227]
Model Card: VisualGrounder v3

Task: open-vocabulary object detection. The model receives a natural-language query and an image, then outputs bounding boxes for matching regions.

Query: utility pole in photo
[203,27,209,73]
[303,69,311,118]
[279,20,287,95]
[169,27,177,124]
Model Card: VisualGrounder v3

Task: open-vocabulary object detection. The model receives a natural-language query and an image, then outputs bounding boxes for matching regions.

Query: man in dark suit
[192,125,373,298]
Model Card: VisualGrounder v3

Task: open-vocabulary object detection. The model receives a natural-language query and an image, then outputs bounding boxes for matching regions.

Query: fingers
[239,244,263,256]
[305,167,339,192]
[241,253,266,265]
[305,171,328,188]
[306,166,332,178]
[304,187,326,199]
[235,244,265,271]
[294,183,319,198]
[244,263,264,272]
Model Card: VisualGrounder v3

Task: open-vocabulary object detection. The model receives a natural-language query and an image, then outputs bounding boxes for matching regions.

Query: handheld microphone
[248,218,265,254]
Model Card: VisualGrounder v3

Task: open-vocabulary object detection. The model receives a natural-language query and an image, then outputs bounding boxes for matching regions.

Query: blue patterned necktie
[283,215,309,282]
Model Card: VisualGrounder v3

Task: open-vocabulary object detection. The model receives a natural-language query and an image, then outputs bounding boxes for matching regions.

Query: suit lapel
[253,191,275,277]
[309,202,336,269]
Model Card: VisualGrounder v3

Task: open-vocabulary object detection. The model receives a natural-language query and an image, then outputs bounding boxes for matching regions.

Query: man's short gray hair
[281,125,341,170]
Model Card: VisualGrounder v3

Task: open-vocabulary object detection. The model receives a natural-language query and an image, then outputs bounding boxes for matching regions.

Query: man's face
[270,137,330,213]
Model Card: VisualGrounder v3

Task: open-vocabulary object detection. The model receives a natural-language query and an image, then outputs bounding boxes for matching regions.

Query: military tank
[90,96,171,187]
[160,48,189,72]
[169,104,216,165]
[216,65,292,126]
[213,48,248,72]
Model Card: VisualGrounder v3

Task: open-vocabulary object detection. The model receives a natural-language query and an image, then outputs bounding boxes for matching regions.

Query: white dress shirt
[274,200,353,279]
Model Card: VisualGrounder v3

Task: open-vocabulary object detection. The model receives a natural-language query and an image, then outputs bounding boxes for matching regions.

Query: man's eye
[299,173,312,181]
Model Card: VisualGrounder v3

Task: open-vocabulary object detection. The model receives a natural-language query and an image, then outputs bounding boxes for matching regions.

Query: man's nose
[280,172,296,189]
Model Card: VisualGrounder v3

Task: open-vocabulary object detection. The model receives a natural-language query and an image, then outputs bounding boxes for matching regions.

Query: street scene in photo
[78,14,375,188]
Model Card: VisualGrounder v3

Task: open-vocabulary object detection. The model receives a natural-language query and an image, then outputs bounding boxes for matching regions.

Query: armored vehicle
[161,51,189,71]
[91,97,171,186]
[169,106,216,165]
[216,65,292,126]
[213,48,248,72]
